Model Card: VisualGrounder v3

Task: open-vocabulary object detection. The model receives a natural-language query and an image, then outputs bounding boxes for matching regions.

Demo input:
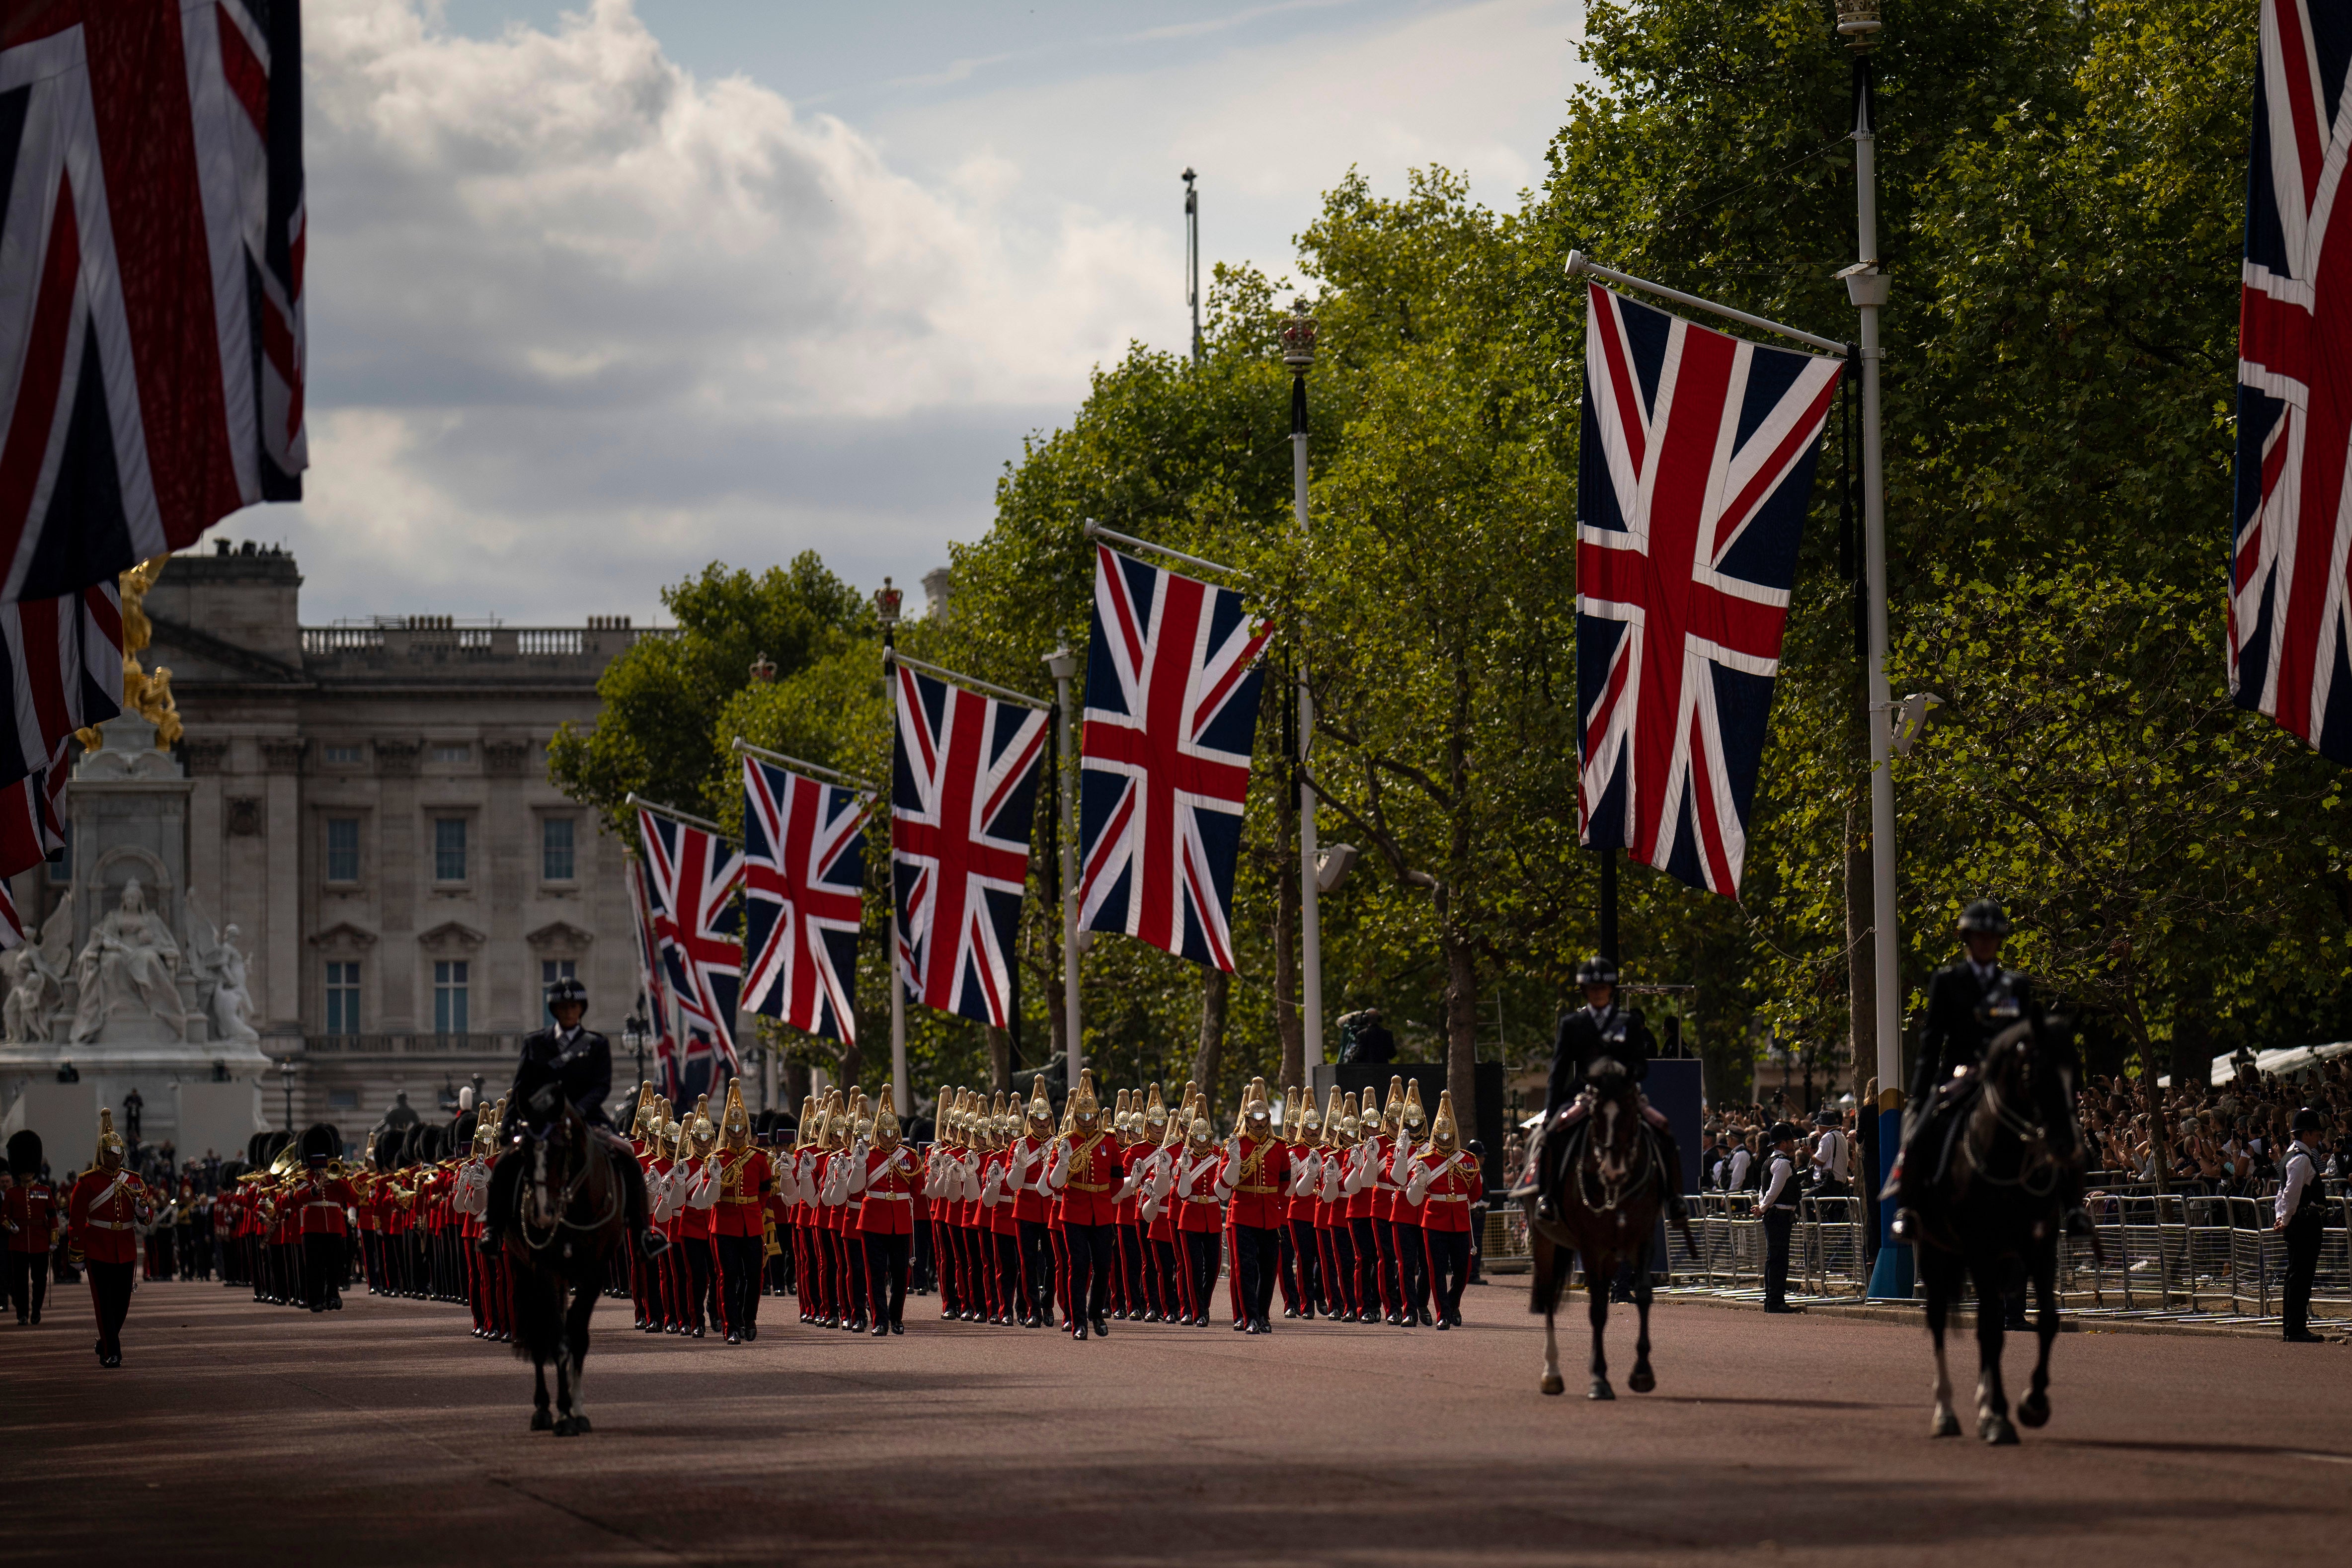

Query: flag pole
[1283,302,1325,1071]
[876,580,910,1119]
[1838,6,1910,1301]
[1045,646,1083,1091]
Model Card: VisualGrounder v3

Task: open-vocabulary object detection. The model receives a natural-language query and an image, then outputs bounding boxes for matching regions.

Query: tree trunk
[1845,802,1875,1111]
[1443,930,1481,1164]
[1192,967,1231,1108]
[984,1025,1012,1098]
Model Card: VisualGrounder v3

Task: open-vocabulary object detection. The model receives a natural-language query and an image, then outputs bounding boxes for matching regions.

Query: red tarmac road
[3,1276,2346,1566]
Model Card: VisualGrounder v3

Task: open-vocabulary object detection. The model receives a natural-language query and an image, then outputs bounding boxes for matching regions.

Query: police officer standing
[476,976,666,1261]
[2274,1107,2331,1343]
[1757,1123,1802,1314]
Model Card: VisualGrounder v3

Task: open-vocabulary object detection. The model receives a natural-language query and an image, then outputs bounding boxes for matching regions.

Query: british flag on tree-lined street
[741,753,867,1046]
[1077,544,1269,971]
[0,0,307,605]
[2231,0,2352,762]
[637,807,744,1081]
[890,661,1047,1028]
[1575,283,1842,898]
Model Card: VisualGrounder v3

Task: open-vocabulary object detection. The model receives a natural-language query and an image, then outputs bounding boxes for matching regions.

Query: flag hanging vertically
[1575,282,1842,898]
[0,578,124,943]
[625,853,682,1098]
[1076,544,1269,970]
[2231,0,2352,760]
[636,807,744,1076]
[891,661,1047,1028]
[741,753,867,1045]
[0,0,307,604]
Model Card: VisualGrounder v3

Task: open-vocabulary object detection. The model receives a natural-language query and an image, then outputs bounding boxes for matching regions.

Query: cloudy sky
[226,0,1587,625]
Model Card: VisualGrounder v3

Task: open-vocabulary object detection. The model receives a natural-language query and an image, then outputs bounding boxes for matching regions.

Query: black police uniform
[2278,1138,2328,1340]
[1522,1004,1688,1224]
[479,1022,654,1251]
[1758,1138,1800,1311]
[1892,960,2030,1208]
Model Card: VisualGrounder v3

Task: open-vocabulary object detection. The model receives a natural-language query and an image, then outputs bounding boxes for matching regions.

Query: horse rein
[521,1125,620,1242]
[1968,1057,2063,1199]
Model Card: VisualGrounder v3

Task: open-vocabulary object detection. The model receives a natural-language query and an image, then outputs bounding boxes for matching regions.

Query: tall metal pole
[1045,648,1083,1089]
[1184,168,1202,366]
[877,579,910,1118]
[1840,7,1908,1299]
[1283,303,1324,1069]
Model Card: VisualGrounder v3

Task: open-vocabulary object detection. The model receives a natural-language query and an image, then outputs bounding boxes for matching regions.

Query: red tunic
[1116,1143,1150,1227]
[1347,1136,1384,1221]
[1285,1142,1319,1225]
[858,1144,919,1236]
[1404,1148,1484,1233]
[295,1175,358,1236]
[69,1169,148,1264]
[1054,1132,1123,1227]
[4,1180,56,1254]
[1222,1136,1293,1231]
[1173,1148,1226,1234]
[710,1150,773,1238]
[1007,1136,1051,1224]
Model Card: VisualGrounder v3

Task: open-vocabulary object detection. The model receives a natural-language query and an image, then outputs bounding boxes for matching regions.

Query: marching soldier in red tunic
[67,1109,151,1367]
[1222,1080,1293,1334]
[696,1081,773,1343]
[1399,1091,1483,1328]
[1043,1069,1123,1340]
[291,1125,358,1312]
[851,1095,919,1334]
[1005,1080,1056,1327]
[5,1130,54,1325]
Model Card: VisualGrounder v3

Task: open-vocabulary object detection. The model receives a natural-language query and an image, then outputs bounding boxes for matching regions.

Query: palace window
[433,817,467,881]
[324,743,363,764]
[325,817,360,883]
[433,960,470,1035]
[325,961,361,1035]
[432,743,471,764]
[542,816,575,881]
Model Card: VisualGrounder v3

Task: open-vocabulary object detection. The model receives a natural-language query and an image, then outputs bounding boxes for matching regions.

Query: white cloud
[236,0,1580,625]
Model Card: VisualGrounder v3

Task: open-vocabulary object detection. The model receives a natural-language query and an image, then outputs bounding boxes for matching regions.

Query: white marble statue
[70,877,186,1042]
[184,892,260,1044]
[1,892,71,1044]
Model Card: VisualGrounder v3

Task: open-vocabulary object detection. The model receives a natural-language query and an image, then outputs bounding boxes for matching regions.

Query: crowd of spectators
[2080,1057,2352,1193]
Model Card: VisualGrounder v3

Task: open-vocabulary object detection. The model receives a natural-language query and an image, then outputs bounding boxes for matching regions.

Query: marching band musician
[292,1129,358,1313]
[1398,1092,1482,1329]
[67,1109,152,1367]
[1222,1080,1292,1335]
[847,1095,919,1335]
[5,1131,53,1326]
[1039,1071,1115,1339]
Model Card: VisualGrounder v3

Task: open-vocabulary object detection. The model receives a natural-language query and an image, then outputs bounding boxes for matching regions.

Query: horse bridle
[521,1118,620,1241]
[1968,1045,2063,1198]
[1576,1094,1659,1214]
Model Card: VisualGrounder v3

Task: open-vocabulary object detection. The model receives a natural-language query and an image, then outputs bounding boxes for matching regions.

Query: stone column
[486,739,530,1030]
[377,739,420,1029]
[259,737,307,1037]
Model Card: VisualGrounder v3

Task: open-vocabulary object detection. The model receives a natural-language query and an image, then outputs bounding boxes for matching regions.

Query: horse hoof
[553,1417,579,1438]
[568,1414,592,1434]
[2016,1394,2049,1429]
[1931,1408,1960,1439]
[1628,1367,1655,1394]
[1540,1374,1565,1397]
[1979,1413,2019,1446]
[530,1411,553,1432]
[1588,1380,1615,1402]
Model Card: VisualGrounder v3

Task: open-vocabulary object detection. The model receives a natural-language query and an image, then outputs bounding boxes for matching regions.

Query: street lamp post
[1044,646,1082,1089]
[1282,301,1325,1071]
[279,1061,295,1135]
[875,579,910,1117]
[625,1007,648,1092]
[1836,0,1909,1299]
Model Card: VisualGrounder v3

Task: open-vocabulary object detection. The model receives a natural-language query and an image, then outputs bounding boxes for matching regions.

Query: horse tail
[512,1265,564,1364]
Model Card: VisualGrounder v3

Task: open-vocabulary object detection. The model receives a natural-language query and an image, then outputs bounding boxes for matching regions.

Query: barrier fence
[1484,1182,2350,1327]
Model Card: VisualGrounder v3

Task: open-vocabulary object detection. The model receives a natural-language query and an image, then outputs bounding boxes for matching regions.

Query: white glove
[1405,1156,1439,1204]
[1008,1142,1034,1192]
[1289,1152,1319,1196]
[1045,1140,1070,1190]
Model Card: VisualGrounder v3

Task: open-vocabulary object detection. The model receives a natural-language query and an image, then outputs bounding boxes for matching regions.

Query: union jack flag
[625,853,682,1098]
[741,753,867,1045]
[1575,283,1841,897]
[1077,545,1269,970]
[0,0,306,606]
[0,579,122,943]
[891,661,1047,1028]
[2232,0,2352,760]
[637,808,744,1076]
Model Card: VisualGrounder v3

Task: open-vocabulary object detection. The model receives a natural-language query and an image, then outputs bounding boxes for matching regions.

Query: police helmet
[2293,1106,2324,1135]
[1575,954,1620,989]
[1957,899,2011,937]
[1769,1122,1802,1145]
[545,974,588,1009]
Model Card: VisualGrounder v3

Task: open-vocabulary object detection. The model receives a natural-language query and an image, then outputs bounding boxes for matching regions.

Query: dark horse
[1519,1061,1690,1399]
[499,1081,627,1436]
[1910,1014,2079,1445]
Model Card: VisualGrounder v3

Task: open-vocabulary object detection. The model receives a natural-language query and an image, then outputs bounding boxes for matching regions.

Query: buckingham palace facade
[13,541,648,1137]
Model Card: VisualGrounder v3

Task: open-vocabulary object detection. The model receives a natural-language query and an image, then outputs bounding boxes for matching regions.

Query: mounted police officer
[476,976,666,1261]
[1513,955,1690,1227]
[1886,899,2086,1241]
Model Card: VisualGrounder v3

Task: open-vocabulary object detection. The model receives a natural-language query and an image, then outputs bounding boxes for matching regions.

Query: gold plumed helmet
[990,1092,1010,1147]
[796,1096,819,1150]
[1317,1086,1341,1147]
[96,1106,127,1169]
[1430,1089,1460,1153]
[1026,1077,1054,1131]
[1187,1112,1215,1148]
[1238,1078,1273,1140]
[684,1095,717,1158]
[720,1079,751,1152]
[1402,1079,1427,1136]
[1383,1076,1406,1134]
[1143,1082,1168,1132]
[1113,1088,1131,1139]
[873,1092,902,1148]
[628,1082,657,1141]
[1337,1091,1362,1142]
